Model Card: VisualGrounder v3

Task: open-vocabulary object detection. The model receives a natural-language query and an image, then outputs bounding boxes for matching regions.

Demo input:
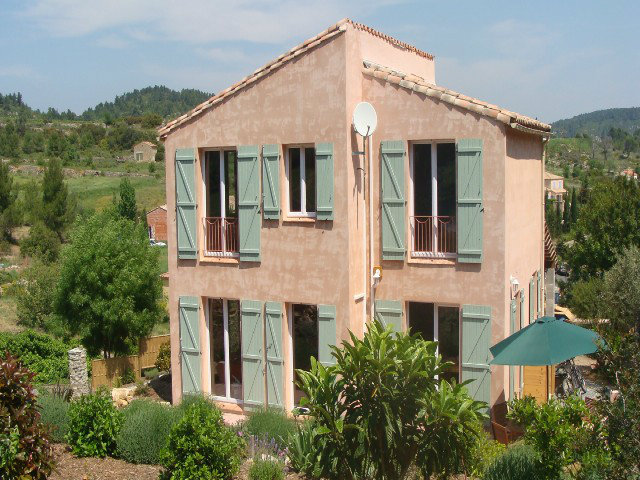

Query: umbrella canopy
[490,316,602,366]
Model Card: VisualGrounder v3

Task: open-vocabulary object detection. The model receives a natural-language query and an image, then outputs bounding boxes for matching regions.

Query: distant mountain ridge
[81,85,212,120]
[552,107,640,138]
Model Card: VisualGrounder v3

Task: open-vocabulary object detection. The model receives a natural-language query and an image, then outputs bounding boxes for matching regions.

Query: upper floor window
[286,146,316,217]
[203,149,238,256]
[411,142,456,257]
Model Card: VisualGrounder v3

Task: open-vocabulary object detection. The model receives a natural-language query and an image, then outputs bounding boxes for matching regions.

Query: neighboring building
[147,204,167,242]
[133,141,158,163]
[620,168,638,181]
[160,19,551,414]
[544,171,567,207]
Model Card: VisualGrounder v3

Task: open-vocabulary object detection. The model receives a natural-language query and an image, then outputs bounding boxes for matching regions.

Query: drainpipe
[369,134,375,324]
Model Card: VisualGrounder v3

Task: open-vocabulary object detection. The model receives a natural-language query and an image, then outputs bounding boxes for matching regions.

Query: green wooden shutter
[265,301,284,407]
[529,277,535,323]
[238,146,261,262]
[456,139,483,263]
[179,296,201,394]
[175,148,197,259]
[262,145,280,220]
[241,300,265,407]
[315,143,334,221]
[461,304,491,410]
[374,300,403,332]
[509,299,517,400]
[318,305,337,366]
[520,289,526,328]
[381,141,406,260]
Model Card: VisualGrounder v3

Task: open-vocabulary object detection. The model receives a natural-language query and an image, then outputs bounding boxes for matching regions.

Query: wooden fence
[91,335,170,390]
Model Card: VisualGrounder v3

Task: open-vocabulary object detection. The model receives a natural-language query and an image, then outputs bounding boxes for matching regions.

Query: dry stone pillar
[68,347,89,398]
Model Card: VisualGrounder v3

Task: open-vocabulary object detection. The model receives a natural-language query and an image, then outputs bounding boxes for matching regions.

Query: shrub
[155,341,171,372]
[0,352,55,478]
[38,392,70,443]
[66,389,123,457]
[0,330,71,383]
[509,395,590,479]
[243,407,296,448]
[466,426,506,478]
[294,320,486,480]
[20,222,61,263]
[121,367,136,385]
[249,459,285,480]
[483,443,540,480]
[16,260,59,329]
[287,420,318,476]
[160,398,245,480]
[116,399,178,464]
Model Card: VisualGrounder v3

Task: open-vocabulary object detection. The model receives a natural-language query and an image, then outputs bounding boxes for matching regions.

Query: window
[203,150,238,256]
[410,142,456,256]
[209,298,242,401]
[290,303,319,405]
[286,146,316,217]
[408,302,460,383]
[135,152,143,162]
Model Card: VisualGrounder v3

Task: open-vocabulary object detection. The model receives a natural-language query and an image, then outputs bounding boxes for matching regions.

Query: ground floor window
[209,298,242,400]
[291,303,318,405]
[408,302,460,383]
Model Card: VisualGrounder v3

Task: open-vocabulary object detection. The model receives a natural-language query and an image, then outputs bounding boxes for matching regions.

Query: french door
[209,298,243,401]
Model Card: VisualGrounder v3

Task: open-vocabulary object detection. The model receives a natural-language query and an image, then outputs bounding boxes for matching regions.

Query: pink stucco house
[159,19,551,415]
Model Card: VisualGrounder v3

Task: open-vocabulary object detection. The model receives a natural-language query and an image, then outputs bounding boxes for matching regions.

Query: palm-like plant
[293,320,487,480]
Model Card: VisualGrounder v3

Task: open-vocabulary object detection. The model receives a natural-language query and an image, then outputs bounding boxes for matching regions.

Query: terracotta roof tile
[362,61,551,135]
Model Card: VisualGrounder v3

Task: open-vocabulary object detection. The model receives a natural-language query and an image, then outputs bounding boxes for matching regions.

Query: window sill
[408,256,456,266]
[283,216,316,224]
[199,255,240,264]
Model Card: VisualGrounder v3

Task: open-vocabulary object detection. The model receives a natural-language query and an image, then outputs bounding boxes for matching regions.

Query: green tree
[41,158,74,237]
[0,161,20,240]
[599,246,640,333]
[570,188,578,225]
[20,222,61,263]
[0,122,20,158]
[117,178,137,220]
[567,177,640,280]
[46,130,67,157]
[562,198,571,232]
[54,212,163,357]
[16,260,59,329]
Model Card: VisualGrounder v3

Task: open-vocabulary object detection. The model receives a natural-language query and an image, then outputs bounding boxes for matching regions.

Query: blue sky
[1,0,638,122]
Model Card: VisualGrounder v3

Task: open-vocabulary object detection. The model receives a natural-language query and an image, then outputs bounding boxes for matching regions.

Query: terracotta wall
[147,208,167,242]
[165,34,353,405]
[164,23,544,409]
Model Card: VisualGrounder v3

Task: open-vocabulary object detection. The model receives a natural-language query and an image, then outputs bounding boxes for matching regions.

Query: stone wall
[68,347,89,398]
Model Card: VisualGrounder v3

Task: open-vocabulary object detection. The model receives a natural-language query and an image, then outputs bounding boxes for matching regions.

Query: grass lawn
[157,244,168,274]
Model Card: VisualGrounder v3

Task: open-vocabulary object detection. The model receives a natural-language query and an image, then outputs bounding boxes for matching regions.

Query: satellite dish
[353,102,377,137]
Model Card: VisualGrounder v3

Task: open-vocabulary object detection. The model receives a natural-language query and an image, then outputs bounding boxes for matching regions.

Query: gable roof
[362,61,550,135]
[159,18,549,138]
[159,18,433,138]
[147,204,167,215]
[544,171,564,180]
[135,141,157,149]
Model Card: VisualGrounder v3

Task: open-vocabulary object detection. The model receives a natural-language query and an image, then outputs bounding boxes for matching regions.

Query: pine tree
[42,158,72,236]
[570,188,578,225]
[117,178,137,221]
[563,197,571,231]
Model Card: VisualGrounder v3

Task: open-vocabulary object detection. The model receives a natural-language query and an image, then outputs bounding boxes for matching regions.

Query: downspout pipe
[369,133,374,324]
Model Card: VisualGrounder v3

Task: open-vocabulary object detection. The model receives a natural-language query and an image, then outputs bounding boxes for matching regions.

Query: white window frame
[408,140,456,259]
[202,148,239,258]
[135,152,143,162]
[285,145,316,218]
[207,298,242,404]
[407,302,461,382]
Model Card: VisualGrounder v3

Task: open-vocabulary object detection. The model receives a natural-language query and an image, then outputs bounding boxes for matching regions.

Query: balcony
[411,216,456,257]
[204,217,238,256]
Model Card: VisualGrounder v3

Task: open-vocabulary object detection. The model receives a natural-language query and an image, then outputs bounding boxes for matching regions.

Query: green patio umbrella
[490,316,602,366]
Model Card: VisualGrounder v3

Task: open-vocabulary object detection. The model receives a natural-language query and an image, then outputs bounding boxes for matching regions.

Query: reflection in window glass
[210,299,225,397]
[227,300,242,399]
[293,304,318,405]
[305,148,316,213]
[438,306,460,383]
[289,148,301,212]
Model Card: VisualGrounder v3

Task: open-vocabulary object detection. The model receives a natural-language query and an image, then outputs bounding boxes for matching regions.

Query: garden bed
[49,445,304,480]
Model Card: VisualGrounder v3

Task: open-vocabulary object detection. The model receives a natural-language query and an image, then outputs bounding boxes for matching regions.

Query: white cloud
[22,0,401,45]
[95,34,129,49]
[0,65,37,78]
